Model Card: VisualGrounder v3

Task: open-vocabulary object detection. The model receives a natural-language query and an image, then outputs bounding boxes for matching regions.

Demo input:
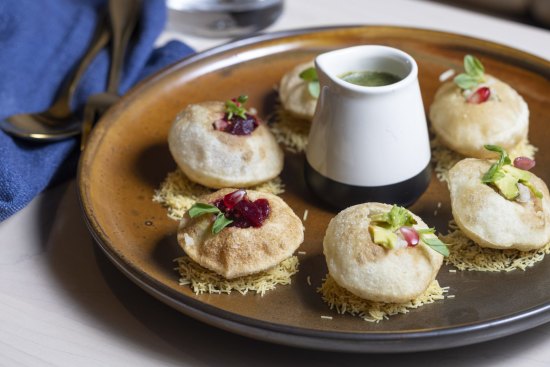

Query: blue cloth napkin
[0,0,194,222]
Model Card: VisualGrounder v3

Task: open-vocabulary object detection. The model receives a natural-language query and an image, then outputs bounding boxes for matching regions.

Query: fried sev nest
[154,169,295,295]
[175,255,299,296]
[318,275,449,323]
[269,103,310,153]
[443,221,550,272]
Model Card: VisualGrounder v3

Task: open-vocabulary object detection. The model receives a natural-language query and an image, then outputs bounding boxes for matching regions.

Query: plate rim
[80,216,550,352]
[78,25,550,352]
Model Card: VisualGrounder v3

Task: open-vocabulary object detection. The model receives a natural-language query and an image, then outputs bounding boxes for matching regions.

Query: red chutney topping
[213,95,259,136]
[214,113,259,135]
[213,189,270,228]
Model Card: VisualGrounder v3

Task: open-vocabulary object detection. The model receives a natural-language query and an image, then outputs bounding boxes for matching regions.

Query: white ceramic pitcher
[304,45,431,209]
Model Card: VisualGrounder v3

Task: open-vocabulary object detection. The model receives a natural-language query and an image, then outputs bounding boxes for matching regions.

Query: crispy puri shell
[448,158,550,251]
[429,75,529,158]
[168,102,284,189]
[177,189,304,279]
[323,202,443,303]
[279,61,317,121]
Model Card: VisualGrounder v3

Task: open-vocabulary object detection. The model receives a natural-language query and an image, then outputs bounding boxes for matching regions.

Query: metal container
[167,0,284,38]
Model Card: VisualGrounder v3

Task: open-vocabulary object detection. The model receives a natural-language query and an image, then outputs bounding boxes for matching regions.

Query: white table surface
[2,1,550,366]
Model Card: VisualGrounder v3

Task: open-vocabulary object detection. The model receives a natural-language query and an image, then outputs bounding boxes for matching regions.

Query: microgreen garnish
[481,145,543,200]
[482,144,511,183]
[188,203,233,234]
[370,205,417,231]
[453,54,485,90]
[370,206,449,256]
[299,67,320,98]
[225,95,249,120]
[417,228,450,257]
[188,203,222,217]
[212,214,233,234]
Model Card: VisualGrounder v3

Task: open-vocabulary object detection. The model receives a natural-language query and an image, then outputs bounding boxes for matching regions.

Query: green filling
[481,145,542,200]
[493,171,520,200]
[368,225,398,249]
[369,205,449,256]
[370,205,416,232]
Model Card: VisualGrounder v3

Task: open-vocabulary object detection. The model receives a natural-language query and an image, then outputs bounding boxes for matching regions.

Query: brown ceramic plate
[78,26,550,353]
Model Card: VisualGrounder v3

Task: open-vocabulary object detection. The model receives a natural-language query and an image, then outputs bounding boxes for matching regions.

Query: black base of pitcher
[304,160,432,210]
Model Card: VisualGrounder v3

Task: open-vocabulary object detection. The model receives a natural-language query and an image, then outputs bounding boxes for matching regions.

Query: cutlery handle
[107,0,141,94]
[48,11,111,118]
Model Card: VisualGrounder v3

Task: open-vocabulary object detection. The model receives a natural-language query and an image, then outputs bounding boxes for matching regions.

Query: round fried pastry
[429,75,529,158]
[168,101,284,188]
[448,158,550,251]
[177,189,304,279]
[279,61,317,121]
[323,202,443,303]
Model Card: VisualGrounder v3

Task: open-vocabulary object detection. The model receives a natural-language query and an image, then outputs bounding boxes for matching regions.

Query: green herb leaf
[485,145,511,165]
[416,228,449,256]
[371,205,416,231]
[420,235,450,257]
[299,67,320,99]
[299,67,318,82]
[188,203,233,234]
[453,54,486,90]
[464,55,485,78]
[481,163,500,183]
[189,203,221,218]
[308,81,320,98]
[225,95,249,120]
[212,213,233,234]
[453,74,479,90]
[481,145,511,183]
[236,95,248,104]
[388,206,416,231]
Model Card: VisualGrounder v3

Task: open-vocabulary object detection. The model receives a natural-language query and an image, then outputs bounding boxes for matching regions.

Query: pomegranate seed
[467,87,491,104]
[399,227,420,247]
[223,189,246,210]
[513,156,536,171]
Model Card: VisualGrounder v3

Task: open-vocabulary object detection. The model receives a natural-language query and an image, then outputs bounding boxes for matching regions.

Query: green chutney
[340,70,401,87]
